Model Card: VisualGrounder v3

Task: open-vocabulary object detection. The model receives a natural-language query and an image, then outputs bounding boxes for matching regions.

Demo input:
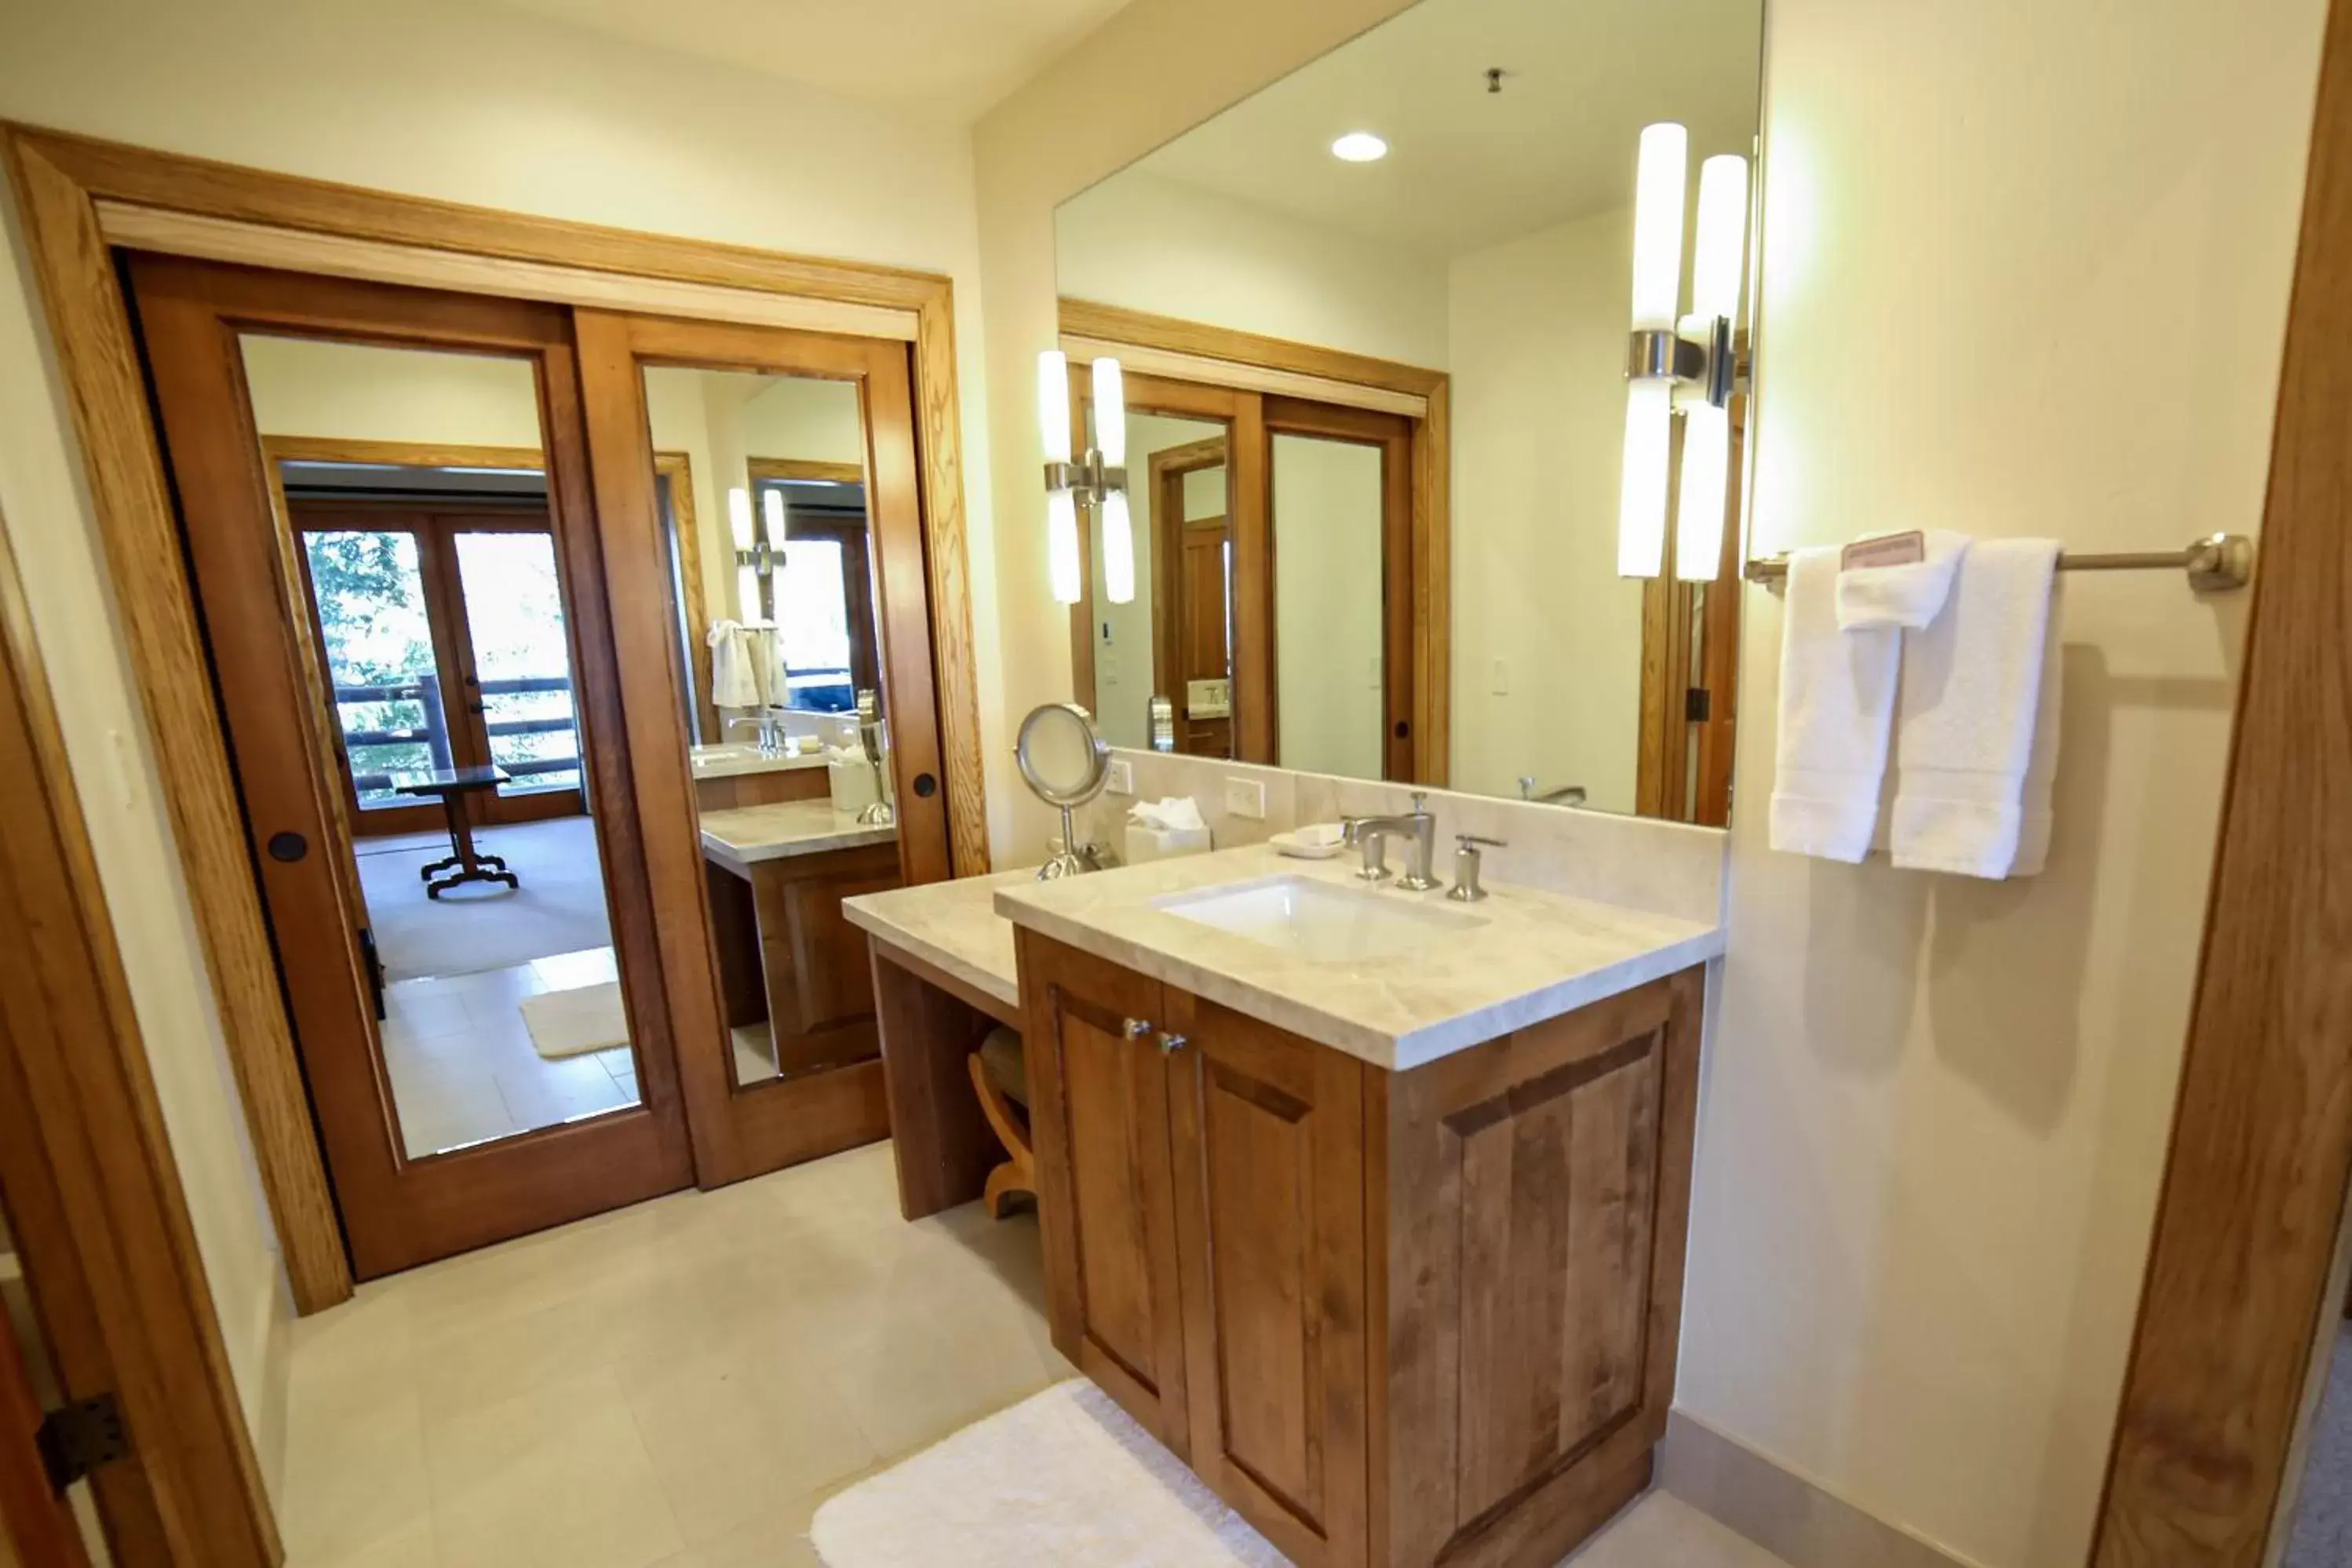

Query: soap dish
[1271,824,1348,860]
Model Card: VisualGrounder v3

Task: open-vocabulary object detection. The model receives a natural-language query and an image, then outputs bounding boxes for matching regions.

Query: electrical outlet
[1492,657,1510,696]
[1106,758,1135,796]
[1223,775,1267,820]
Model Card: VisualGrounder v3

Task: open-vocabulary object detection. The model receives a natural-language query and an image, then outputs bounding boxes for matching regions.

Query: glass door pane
[1271,431,1387,779]
[639,364,903,1090]
[450,529,584,800]
[301,527,455,815]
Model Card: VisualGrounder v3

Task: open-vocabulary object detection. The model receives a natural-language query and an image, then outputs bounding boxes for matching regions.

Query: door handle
[465,701,485,714]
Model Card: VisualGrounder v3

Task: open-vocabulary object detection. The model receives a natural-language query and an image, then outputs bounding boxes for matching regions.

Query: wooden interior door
[122,253,696,1278]
[573,308,953,1187]
[1163,989,1369,1568]
[0,1284,91,1568]
[1176,514,1234,756]
[1019,931,1194,1454]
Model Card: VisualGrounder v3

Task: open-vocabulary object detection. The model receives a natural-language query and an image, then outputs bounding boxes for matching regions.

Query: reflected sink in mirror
[690,743,767,771]
[1154,876,1485,963]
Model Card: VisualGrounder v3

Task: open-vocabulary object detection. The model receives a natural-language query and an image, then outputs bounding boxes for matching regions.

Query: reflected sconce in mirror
[1617,122,1751,582]
[1038,350,1132,606]
[729,484,791,618]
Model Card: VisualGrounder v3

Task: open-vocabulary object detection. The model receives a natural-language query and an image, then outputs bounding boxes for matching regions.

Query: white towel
[2010,578,2065,875]
[1836,530,1971,632]
[1770,547,1902,862]
[1888,539,2061,877]
[706,620,760,709]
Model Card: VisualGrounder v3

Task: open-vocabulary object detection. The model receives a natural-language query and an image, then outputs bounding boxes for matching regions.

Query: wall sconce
[730,484,790,618]
[1617,122,1750,582]
[1037,350,1132,606]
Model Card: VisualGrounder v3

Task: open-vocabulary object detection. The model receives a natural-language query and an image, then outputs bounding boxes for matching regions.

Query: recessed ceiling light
[1330,132,1388,163]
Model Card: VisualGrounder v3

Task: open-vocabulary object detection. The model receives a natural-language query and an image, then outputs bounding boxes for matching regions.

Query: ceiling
[484,0,1134,124]
[1127,0,1764,257]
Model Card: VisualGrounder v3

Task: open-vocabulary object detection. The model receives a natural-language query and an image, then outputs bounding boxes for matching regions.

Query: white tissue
[1128,797,1207,832]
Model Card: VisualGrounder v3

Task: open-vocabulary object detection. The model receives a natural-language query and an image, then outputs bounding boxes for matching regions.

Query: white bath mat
[518,981,628,1059]
[811,1380,1286,1567]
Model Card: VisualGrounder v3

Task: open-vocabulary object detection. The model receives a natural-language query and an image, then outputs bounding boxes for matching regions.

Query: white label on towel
[1842,531,1925,570]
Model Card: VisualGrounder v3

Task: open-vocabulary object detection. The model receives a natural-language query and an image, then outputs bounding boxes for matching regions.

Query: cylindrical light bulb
[1675,402,1730,582]
[1048,490,1081,605]
[735,564,762,621]
[1091,357,1126,466]
[727,487,753,551]
[1037,350,1072,465]
[1629,122,1688,330]
[1690,154,1749,324]
[1102,491,1136,605]
[1617,381,1673,578]
[761,487,787,549]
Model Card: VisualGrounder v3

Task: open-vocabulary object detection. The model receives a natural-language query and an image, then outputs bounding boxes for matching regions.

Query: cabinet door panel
[1381,969,1703,1568]
[1019,931,1191,1451]
[1169,991,1369,1568]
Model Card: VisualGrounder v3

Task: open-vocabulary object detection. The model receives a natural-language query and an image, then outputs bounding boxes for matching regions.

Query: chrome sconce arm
[1624,315,1739,409]
[1041,452,1129,508]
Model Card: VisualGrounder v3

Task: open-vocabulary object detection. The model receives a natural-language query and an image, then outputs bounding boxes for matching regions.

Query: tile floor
[282,1140,1794,1568]
[381,946,640,1158]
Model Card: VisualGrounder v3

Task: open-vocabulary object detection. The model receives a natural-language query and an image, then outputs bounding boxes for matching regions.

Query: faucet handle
[1456,833,1506,850]
[1409,790,1430,815]
[1448,833,1504,903]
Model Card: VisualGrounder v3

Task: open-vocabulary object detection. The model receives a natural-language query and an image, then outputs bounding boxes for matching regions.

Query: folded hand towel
[1836,530,1971,631]
[1889,539,2061,877]
[706,619,761,709]
[1770,547,1901,862]
[2010,578,2065,876]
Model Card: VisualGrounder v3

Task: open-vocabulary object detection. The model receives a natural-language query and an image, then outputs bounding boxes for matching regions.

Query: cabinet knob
[1158,1032,1189,1055]
[1124,1018,1153,1040]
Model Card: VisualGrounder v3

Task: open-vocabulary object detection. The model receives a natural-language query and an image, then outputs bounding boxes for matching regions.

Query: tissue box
[1125,822,1212,865]
[828,755,878,813]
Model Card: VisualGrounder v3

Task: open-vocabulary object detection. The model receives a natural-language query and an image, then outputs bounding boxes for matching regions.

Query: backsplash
[1074,749,1727,927]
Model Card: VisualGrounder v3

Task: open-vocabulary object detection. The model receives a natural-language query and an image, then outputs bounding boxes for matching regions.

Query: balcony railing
[332,675,580,797]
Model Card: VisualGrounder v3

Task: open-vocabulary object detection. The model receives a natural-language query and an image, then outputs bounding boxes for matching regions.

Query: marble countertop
[993,846,1723,1071]
[841,870,1032,1012]
[699,800,897,870]
[688,744,830,781]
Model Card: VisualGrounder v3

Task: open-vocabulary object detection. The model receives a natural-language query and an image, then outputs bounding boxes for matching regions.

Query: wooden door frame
[0,511,276,1564]
[126,253,700,1281]
[1059,298,1450,784]
[2090,2,2352,1556]
[5,122,989,1312]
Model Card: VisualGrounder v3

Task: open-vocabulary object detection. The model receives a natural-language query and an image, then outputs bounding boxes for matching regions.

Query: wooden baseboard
[1660,1413,1980,1568]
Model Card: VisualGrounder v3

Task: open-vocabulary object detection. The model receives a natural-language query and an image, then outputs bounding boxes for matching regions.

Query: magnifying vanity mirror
[1052,0,1767,825]
[1016,702,1113,878]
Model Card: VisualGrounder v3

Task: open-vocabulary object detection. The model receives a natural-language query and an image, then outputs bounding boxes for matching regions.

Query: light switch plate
[1223,775,1267,820]
[1106,758,1135,796]
[1492,658,1510,696]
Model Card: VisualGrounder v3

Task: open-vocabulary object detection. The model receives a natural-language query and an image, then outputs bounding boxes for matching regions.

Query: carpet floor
[357,815,614,983]
[2288,1324,2352,1564]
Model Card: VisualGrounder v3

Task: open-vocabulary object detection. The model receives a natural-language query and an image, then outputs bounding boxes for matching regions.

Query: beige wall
[1446,205,1645,811]
[1057,167,1449,367]
[0,0,1001,1459]
[1677,2,2326,1565]
[974,0,1420,861]
[1271,432,1384,779]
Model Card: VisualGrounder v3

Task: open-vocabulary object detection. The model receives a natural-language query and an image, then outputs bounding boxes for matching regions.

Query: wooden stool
[967,1026,1034,1219]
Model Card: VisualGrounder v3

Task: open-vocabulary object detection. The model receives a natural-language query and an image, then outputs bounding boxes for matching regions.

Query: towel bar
[1742,532,2255,593]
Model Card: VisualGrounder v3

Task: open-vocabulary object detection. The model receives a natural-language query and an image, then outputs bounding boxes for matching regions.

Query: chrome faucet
[1517,775,1587,807]
[727,713,780,755]
[1345,791,1439,891]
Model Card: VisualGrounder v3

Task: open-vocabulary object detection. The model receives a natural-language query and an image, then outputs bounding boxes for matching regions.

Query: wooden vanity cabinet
[1018,928,1705,1568]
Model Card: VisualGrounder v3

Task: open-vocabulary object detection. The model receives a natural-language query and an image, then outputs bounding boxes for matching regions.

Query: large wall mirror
[1052,0,1765,822]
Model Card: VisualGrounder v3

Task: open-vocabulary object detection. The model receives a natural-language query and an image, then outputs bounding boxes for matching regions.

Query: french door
[290,501,588,837]
[125,253,696,1278]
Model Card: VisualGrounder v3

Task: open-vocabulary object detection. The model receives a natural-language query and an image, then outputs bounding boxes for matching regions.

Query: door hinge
[1685,687,1712,724]
[37,1395,129,1491]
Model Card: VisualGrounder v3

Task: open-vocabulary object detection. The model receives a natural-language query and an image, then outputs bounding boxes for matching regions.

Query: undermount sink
[691,742,776,771]
[1154,875,1485,963]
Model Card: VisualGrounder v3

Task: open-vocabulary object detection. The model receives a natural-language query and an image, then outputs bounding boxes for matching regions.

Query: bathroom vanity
[994,847,1722,1568]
